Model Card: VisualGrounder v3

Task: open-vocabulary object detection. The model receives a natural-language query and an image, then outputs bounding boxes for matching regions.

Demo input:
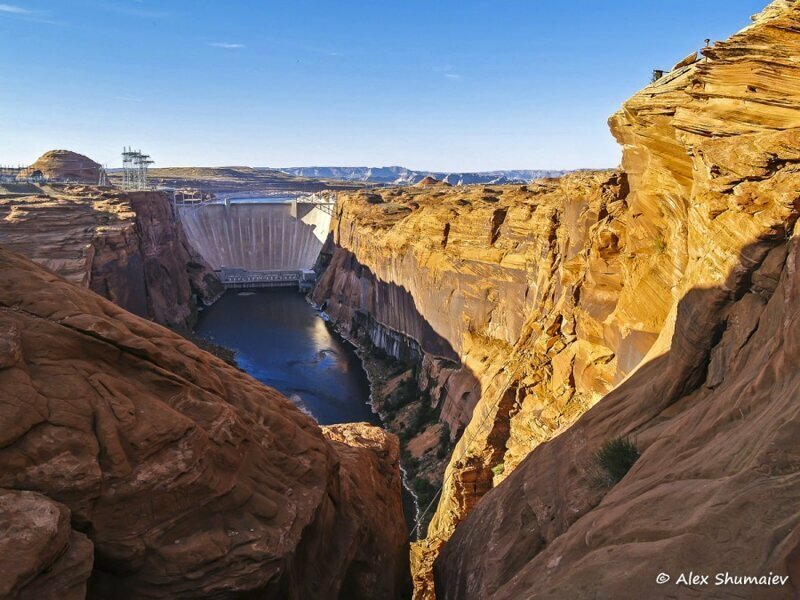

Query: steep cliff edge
[311,171,630,536]
[431,3,800,597]
[0,247,409,598]
[311,2,800,597]
[0,183,222,329]
[434,231,800,600]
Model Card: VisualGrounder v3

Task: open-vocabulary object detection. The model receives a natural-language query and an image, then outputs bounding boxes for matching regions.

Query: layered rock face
[0,184,222,329]
[312,174,630,439]
[311,2,800,597]
[0,247,409,598]
[435,234,800,600]
[431,4,800,597]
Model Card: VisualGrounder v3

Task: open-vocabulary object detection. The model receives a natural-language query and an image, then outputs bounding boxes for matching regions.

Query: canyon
[308,1,800,597]
[1,0,799,598]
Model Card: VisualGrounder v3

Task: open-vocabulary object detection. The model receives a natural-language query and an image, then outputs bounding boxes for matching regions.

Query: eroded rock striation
[312,2,800,597]
[0,247,410,598]
[431,4,800,597]
[0,183,222,329]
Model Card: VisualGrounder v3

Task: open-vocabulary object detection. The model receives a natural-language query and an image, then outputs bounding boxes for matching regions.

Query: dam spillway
[177,200,333,274]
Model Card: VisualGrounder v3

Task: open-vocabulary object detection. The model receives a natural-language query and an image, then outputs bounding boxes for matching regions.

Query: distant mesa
[280,166,568,186]
[20,149,102,183]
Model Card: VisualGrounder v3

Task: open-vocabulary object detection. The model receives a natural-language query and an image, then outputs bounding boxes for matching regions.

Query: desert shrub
[491,462,505,477]
[410,400,436,433]
[589,437,640,488]
[402,454,420,478]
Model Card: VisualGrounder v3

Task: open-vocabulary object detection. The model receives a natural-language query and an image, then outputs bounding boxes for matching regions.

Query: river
[195,289,417,528]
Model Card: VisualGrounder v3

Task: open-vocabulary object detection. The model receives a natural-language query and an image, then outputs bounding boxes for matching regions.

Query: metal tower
[121,147,155,190]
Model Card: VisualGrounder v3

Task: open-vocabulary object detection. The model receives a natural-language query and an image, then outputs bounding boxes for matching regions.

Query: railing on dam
[175,191,337,215]
[218,267,317,291]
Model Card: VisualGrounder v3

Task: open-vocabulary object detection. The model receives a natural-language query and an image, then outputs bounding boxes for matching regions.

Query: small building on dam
[177,198,333,290]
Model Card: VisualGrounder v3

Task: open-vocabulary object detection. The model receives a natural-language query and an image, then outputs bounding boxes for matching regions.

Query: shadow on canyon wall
[312,240,486,538]
[313,241,483,437]
[433,229,800,598]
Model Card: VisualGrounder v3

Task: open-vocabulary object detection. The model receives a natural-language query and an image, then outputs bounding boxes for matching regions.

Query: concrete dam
[177,199,334,288]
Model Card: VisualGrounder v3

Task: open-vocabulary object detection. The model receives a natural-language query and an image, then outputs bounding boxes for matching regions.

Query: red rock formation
[0,247,409,598]
[0,490,93,599]
[21,150,102,183]
[0,185,222,329]
[434,230,800,599]
[414,176,450,187]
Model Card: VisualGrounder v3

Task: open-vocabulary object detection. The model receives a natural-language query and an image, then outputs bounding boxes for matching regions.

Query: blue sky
[0,1,767,171]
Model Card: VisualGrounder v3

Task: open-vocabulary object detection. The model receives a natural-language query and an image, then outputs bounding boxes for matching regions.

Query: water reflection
[195,289,416,528]
[195,289,379,426]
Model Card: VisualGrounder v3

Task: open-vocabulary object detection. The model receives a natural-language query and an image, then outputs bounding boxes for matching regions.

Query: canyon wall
[179,201,331,271]
[435,230,800,600]
[311,2,800,597]
[432,4,800,597]
[0,246,410,598]
[0,184,222,329]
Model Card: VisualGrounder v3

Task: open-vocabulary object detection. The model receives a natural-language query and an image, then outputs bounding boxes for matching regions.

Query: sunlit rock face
[313,2,800,597]
[178,202,332,270]
[0,185,222,329]
[431,2,800,599]
[313,172,634,444]
[0,247,410,599]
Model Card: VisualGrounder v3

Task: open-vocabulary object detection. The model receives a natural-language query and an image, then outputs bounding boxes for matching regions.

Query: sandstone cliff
[0,490,94,599]
[311,2,800,597]
[0,247,410,598]
[435,231,800,600]
[0,183,222,329]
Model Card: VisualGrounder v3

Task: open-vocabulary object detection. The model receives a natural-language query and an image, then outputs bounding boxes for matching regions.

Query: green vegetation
[589,436,640,488]
[411,399,437,432]
[491,462,505,477]
[352,329,456,536]
[653,236,667,254]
